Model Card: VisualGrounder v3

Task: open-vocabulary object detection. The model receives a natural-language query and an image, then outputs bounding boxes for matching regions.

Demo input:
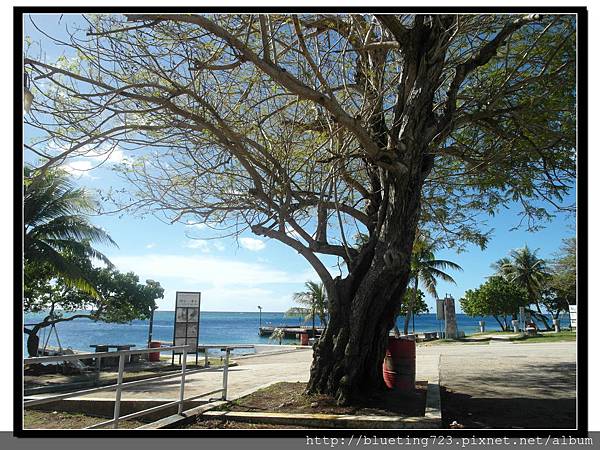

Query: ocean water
[23,311,567,355]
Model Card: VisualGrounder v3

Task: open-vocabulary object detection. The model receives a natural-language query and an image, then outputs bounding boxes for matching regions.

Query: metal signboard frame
[569,304,577,329]
[435,299,445,320]
[171,291,201,365]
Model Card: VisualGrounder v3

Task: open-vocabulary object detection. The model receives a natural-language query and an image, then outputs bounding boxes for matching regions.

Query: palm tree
[401,236,462,335]
[493,246,551,330]
[291,281,328,332]
[269,328,285,345]
[24,166,117,297]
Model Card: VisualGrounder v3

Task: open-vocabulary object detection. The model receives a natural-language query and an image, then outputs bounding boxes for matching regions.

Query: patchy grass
[220,381,427,417]
[468,330,518,336]
[418,339,460,346]
[24,410,145,429]
[510,331,576,343]
[419,339,490,346]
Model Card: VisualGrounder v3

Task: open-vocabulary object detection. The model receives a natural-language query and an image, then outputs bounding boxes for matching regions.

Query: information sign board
[569,305,577,329]
[436,299,445,320]
[172,291,201,358]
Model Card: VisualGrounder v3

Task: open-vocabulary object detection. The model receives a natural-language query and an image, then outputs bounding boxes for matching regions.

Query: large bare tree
[24,13,576,403]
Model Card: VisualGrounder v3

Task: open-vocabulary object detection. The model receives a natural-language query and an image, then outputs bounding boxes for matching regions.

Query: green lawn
[419,339,490,346]
[510,330,576,343]
[468,330,518,336]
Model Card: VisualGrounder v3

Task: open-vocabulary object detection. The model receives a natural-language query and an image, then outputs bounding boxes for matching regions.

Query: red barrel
[300,332,309,346]
[149,341,161,362]
[382,337,415,391]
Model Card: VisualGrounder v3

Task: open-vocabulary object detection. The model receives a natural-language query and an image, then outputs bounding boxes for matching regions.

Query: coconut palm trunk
[403,277,419,335]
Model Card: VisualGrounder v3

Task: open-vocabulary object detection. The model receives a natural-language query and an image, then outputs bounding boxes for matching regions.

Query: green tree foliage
[460,276,529,331]
[398,288,428,316]
[492,246,551,329]
[24,13,576,403]
[24,166,116,297]
[269,328,285,345]
[540,236,576,324]
[289,281,328,327]
[402,234,462,335]
[24,252,164,356]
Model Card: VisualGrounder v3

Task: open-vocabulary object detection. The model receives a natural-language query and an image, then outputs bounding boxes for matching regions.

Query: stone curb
[199,410,440,429]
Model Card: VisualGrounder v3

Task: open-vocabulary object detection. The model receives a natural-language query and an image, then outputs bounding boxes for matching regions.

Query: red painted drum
[149,341,161,362]
[300,332,309,345]
[382,337,416,391]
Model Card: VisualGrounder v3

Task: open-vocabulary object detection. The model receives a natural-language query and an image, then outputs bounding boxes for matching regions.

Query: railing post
[221,348,230,400]
[95,355,101,386]
[178,346,188,415]
[113,353,126,429]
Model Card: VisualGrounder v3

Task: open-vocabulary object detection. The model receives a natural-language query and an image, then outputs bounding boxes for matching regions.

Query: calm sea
[23,311,567,355]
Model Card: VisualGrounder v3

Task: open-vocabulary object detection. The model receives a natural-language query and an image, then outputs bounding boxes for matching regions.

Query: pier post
[178,346,188,415]
[222,348,230,400]
[112,353,126,428]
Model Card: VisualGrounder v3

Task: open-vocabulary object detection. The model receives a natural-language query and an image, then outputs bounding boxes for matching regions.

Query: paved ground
[33,339,576,430]
[75,348,314,401]
[422,340,577,428]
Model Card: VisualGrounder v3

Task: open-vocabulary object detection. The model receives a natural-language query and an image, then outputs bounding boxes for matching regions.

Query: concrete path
[41,340,575,412]
[420,340,577,428]
[76,348,314,402]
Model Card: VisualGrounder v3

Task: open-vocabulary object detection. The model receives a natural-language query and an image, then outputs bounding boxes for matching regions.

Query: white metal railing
[23,344,245,429]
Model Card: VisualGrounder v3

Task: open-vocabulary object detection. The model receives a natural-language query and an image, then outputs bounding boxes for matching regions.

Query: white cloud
[86,148,127,164]
[46,141,132,171]
[239,237,266,251]
[184,240,211,252]
[185,221,207,230]
[145,243,157,249]
[60,160,94,177]
[109,254,308,287]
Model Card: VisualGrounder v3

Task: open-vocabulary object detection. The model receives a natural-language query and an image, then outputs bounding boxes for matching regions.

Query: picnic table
[90,344,137,365]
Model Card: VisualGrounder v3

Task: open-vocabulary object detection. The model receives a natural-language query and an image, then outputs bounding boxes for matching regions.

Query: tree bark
[493,316,506,331]
[403,277,419,335]
[307,167,427,404]
[305,17,452,404]
[24,328,40,357]
[529,306,552,331]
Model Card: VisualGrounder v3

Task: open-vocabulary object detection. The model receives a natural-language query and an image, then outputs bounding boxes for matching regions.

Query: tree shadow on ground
[441,389,575,429]
[440,361,576,429]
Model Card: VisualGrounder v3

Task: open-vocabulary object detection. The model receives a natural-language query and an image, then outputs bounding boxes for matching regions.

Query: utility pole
[257,305,263,334]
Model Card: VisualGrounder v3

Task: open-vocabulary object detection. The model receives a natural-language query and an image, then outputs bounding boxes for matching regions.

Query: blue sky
[23,13,577,313]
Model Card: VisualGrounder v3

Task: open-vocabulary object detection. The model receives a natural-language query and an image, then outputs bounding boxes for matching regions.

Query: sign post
[172,291,201,366]
[568,305,577,330]
[519,306,525,333]
[436,299,445,338]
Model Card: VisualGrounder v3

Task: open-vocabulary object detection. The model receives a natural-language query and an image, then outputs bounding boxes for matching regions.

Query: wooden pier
[259,326,325,338]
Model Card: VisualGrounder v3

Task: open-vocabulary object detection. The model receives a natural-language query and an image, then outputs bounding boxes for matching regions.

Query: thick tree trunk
[403,312,411,336]
[306,16,451,405]
[25,329,40,357]
[307,166,427,404]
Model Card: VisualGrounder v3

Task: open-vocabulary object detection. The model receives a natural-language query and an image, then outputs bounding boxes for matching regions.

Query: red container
[382,337,415,391]
[149,341,161,362]
[300,332,309,346]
